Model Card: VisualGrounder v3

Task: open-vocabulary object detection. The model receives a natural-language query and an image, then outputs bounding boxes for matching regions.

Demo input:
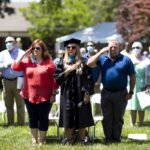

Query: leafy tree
[116,0,150,43]
[21,0,121,45]
[21,0,93,45]
[88,0,120,22]
[0,0,15,18]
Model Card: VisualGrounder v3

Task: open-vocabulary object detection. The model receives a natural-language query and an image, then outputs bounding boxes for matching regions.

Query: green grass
[0,110,150,150]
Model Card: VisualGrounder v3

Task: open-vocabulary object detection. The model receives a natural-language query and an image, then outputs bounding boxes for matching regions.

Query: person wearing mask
[84,41,102,115]
[0,36,25,126]
[55,38,94,144]
[87,40,136,143]
[11,39,56,145]
[129,41,149,126]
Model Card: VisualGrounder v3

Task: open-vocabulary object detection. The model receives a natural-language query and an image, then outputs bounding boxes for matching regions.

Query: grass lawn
[0,110,150,150]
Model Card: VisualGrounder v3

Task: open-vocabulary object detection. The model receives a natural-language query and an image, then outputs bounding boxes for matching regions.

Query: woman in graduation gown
[54,38,94,144]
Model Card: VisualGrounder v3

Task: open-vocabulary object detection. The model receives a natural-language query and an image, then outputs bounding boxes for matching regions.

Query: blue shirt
[82,53,100,83]
[97,53,135,91]
[91,66,100,83]
[0,48,25,79]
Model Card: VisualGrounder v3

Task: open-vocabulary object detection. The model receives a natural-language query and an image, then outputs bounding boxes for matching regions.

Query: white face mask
[132,48,141,55]
[87,46,94,55]
[6,42,14,51]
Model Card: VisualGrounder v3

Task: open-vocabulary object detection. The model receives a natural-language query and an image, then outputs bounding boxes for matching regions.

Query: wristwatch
[129,91,134,95]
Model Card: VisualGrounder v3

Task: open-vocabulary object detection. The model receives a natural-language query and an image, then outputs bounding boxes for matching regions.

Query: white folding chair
[48,90,60,140]
[0,91,6,125]
[89,93,103,140]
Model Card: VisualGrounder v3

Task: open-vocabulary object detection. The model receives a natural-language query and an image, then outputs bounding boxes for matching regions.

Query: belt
[104,88,126,92]
[2,77,17,81]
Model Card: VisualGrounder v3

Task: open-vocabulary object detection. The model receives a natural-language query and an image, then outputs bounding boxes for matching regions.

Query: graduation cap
[64,38,81,47]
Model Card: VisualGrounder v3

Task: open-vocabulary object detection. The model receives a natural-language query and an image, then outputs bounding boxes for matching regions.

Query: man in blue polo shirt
[87,40,136,143]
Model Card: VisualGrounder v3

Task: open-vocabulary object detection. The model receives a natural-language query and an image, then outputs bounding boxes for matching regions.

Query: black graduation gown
[55,60,94,129]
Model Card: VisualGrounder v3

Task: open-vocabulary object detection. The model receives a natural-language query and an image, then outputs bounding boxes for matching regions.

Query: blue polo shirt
[97,54,135,91]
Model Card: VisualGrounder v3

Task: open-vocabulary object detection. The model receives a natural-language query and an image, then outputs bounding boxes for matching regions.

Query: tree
[0,0,15,18]
[21,0,121,46]
[21,0,93,45]
[88,0,120,22]
[116,0,150,43]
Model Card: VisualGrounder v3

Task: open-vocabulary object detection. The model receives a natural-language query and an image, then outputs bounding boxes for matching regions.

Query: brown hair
[30,39,51,60]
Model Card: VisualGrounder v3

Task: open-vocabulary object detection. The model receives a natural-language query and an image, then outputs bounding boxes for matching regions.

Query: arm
[55,61,81,85]
[129,74,136,93]
[15,48,31,64]
[87,47,108,67]
[95,71,101,87]
[0,52,12,71]
[11,49,31,71]
[145,65,150,88]
[125,74,136,100]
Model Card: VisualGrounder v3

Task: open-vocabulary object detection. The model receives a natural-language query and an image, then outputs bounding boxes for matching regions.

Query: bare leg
[30,128,38,144]
[130,110,137,126]
[78,128,86,141]
[65,128,73,140]
[39,131,47,145]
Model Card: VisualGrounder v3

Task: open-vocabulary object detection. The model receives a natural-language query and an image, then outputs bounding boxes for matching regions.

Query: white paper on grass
[137,91,150,109]
[128,134,147,140]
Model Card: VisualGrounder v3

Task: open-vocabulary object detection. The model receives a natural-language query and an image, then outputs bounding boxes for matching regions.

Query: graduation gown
[55,60,94,129]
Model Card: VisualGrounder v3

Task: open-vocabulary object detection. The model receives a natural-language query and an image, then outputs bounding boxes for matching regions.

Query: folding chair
[89,93,103,140]
[48,90,60,140]
[0,91,6,125]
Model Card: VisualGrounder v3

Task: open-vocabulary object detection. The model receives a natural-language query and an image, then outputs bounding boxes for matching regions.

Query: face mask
[69,55,75,63]
[87,47,94,55]
[6,43,14,51]
[132,48,141,55]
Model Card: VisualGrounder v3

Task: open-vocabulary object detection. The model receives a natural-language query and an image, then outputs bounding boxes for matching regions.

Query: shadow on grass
[142,121,150,127]
[46,136,62,144]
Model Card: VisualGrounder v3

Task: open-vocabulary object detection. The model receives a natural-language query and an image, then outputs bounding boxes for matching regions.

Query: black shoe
[104,138,112,145]
[112,139,121,143]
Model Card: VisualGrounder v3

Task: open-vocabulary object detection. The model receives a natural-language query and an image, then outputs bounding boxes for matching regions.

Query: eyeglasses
[5,41,13,44]
[132,47,140,49]
[32,47,41,51]
[87,44,94,47]
[66,46,77,50]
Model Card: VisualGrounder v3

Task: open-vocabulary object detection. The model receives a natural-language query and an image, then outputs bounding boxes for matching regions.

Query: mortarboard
[64,38,81,47]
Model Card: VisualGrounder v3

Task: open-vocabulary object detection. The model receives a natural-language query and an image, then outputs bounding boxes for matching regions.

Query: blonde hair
[63,45,83,74]
[63,45,82,64]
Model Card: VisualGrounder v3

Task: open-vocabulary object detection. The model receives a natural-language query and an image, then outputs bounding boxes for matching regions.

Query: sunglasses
[32,47,41,51]
[132,47,140,49]
[5,41,13,44]
[87,44,94,47]
[67,46,77,50]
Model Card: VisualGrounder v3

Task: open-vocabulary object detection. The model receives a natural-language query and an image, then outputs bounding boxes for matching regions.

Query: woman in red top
[12,39,56,145]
